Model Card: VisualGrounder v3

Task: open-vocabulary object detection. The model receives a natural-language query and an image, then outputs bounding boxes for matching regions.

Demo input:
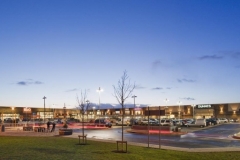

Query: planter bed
[59,129,73,135]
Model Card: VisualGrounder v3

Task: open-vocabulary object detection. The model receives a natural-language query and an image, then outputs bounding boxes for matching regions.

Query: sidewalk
[0,127,58,137]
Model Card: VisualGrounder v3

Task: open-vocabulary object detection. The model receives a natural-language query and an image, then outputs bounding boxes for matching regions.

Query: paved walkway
[1,127,240,152]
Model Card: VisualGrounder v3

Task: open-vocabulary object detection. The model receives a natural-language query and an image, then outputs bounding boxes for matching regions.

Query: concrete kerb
[126,129,187,136]
[232,132,240,139]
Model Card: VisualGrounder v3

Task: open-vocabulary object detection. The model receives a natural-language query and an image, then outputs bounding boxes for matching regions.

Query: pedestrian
[173,121,176,126]
[47,121,51,132]
[51,122,56,132]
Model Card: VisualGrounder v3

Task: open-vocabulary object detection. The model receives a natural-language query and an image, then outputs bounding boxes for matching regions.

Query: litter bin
[176,127,181,132]
[171,126,176,132]
[1,124,5,132]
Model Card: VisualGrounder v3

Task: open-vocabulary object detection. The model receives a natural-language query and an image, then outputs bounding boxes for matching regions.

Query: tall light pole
[177,101,182,120]
[96,87,103,119]
[11,107,14,127]
[164,98,169,118]
[132,95,137,124]
[191,104,196,119]
[63,103,67,128]
[43,96,47,123]
[92,106,96,119]
[24,107,28,126]
[52,104,55,119]
[86,100,90,122]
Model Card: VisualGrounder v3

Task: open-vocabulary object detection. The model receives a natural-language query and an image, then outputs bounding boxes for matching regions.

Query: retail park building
[0,103,240,121]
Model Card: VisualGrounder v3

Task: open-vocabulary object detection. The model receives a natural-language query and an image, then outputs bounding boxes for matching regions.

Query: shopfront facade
[1,103,240,122]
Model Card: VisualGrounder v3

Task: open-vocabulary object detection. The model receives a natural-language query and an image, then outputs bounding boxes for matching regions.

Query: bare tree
[113,70,135,144]
[76,90,91,140]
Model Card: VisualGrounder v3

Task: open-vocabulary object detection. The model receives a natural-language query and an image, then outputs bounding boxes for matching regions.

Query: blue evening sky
[1,0,240,109]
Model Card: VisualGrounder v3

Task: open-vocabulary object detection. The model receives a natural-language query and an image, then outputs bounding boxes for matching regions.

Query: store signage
[23,108,32,113]
[134,108,141,111]
[197,104,211,109]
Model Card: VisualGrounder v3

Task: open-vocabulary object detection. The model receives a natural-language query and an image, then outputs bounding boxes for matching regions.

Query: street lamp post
[132,95,137,125]
[43,96,47,123]
[92,106,96,119]
[24,107,28,126]
[86,100,90,122]
[191,104,196,119]
[96,87,103,125]
[164,99,169,118]
[52,104,55,119]
[63,104,67,128]
[11,107,14,127]
[177,101,182,120]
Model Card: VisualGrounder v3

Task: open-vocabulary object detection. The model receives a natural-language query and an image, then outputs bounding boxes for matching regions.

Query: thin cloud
[17,81,27,85]
[16,79,43,86]
[34,81,43,84]
[181,97,195,101]
[177,79,196,83]
[152,60,161,69]
[198,55,223,60]
[135,85,146,89]
[221,51,240,59]
[65,88,79,92]
[151,87,163,90]
[166,87,171,89]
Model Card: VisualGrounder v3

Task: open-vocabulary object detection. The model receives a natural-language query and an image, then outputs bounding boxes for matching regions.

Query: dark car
[206,118,218,125]
[94,119,112,128]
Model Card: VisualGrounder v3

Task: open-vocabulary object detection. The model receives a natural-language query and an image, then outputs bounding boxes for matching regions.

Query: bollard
[1,125,5,132]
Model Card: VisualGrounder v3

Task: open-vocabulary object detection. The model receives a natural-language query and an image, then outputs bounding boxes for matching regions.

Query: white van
[115,118,130,126]
[186,119,206,128]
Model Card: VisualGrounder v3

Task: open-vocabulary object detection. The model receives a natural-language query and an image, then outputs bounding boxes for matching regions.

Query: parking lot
[71,122,240,148]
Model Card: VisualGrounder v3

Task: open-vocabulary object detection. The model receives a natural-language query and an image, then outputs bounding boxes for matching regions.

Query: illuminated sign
[23,108,32,113]
[134,108,141,111]
[197,104,211,109]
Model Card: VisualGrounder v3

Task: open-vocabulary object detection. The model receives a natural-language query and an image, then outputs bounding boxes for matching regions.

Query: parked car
[234,118,239,122]
[150,118,159,125]
[4,118,19,123]
[206,118,218,125]
[219,118,228,123]
[115,119,130,126]
[207,118,220,124]
[181,119,194,126]
[186,119,206,128]
[94,118,112,128]
[160,119,172,126]
[138,118,156,125]
[172,119,183,126]
[139,119,148,125]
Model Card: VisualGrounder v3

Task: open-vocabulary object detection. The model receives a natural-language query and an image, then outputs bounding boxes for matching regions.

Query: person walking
[47,121,51,132]
[51,122,56,132]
